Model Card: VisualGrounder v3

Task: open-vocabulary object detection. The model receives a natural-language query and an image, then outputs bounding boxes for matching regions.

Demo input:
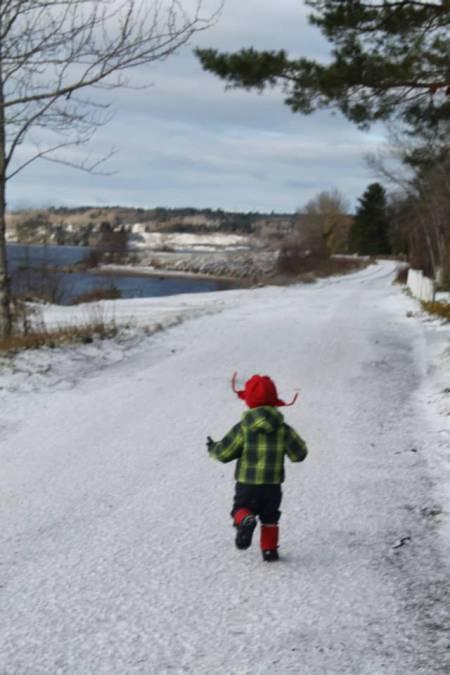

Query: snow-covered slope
[1,261,449,674]
[128,231,250,251]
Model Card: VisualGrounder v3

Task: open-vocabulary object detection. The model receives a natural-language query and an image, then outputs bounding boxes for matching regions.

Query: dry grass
[312,256,368,278]
[1,304,118,353]
[271,254,368,285]
[71,286,121,304]
[421,301,450,321]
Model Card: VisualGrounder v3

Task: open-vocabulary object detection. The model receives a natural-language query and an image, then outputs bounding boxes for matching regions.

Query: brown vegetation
[0,321,118,353]
[275,241,367,282]
[421,301,450,322]
[393,264,410,285]
[1,302,117,353]
[72,286,121,304]
[302,189,352,255]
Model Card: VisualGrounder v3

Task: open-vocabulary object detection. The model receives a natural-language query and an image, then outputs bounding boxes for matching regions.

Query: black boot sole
[235,515,257,550]
[262,549,279,562]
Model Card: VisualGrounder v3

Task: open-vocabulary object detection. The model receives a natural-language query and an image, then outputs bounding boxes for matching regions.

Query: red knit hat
[231,372,298,408]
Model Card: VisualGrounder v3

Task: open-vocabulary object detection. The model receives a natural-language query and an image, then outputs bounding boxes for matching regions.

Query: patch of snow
[128,231,251,251]
[436,290,450,303]
[414,307,450,558]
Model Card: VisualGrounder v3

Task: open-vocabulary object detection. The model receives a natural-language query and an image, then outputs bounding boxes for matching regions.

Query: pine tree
[196,1,450,133]
[349,183,392,255]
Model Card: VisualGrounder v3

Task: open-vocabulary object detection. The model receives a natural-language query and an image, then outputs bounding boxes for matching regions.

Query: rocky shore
[136,249,278,282]
[47,245,278,285]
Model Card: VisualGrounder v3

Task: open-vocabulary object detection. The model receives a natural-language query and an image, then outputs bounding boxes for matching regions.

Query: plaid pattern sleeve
[284,424,308,462]
[209,423,244,463]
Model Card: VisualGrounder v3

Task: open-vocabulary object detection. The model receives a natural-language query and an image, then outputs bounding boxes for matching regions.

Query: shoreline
[7,241,249,287]
[9,242,375,293]
[88,264,245,286]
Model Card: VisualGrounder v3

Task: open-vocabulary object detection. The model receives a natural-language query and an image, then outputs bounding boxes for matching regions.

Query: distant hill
[5,206,296,245]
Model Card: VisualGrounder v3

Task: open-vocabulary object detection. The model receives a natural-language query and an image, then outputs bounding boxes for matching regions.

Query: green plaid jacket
[208,406,308,484]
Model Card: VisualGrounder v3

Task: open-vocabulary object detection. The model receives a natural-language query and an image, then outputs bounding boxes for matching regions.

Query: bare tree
[0,0,220,337]
[367,127,450,280]
[302,189,351,254]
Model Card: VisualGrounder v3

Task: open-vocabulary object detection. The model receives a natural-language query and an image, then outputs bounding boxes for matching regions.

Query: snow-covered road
[1,261,449,675]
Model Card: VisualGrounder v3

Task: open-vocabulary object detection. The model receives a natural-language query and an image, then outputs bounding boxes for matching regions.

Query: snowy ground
[128,231,250,252]
[1,261,449,675]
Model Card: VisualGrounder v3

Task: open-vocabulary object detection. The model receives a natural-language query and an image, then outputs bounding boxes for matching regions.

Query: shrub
[313,256,367,278]
[274,252,367,283]
[81,249,103,268]
[276,238,307,275]
[276,228,331,276]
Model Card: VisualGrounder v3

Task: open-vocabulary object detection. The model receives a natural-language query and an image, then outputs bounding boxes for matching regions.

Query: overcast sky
[8,0,386,214]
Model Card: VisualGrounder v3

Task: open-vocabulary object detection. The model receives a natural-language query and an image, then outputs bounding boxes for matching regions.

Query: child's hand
[206,436,215,452]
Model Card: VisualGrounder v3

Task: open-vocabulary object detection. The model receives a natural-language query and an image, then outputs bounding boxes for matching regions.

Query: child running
[207,372,308,562]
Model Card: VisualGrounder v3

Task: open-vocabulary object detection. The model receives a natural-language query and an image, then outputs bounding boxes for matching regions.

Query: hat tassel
[283,393,298,407]
[231,371,239,394]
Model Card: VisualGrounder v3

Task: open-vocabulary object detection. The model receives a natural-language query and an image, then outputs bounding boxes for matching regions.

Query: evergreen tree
[349,183,392,255]
[196,1,450,133]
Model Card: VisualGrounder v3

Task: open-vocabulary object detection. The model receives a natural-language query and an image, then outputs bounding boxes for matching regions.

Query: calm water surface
[7,244,228,304]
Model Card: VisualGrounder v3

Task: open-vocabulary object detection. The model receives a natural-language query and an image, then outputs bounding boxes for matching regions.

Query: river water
[6,244,228,304]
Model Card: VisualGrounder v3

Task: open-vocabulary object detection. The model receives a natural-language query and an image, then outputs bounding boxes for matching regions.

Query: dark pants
[231,483,282,524]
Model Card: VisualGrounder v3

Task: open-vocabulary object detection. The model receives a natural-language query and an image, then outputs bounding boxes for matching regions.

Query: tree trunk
[0,49,12,339]
[0,192,10,339]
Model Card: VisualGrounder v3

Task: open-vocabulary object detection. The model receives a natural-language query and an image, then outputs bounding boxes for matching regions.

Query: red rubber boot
[260,524,279,562]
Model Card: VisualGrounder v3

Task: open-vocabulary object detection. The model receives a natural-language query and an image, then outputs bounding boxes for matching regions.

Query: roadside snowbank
[413,308,450,556]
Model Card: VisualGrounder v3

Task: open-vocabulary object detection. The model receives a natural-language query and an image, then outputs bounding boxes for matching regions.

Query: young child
[207,372,308,562]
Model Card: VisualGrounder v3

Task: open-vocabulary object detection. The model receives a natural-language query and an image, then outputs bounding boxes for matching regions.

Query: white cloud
[7,0,386,213]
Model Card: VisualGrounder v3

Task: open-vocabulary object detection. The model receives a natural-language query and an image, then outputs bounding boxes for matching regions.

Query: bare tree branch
[0,0,223,336]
